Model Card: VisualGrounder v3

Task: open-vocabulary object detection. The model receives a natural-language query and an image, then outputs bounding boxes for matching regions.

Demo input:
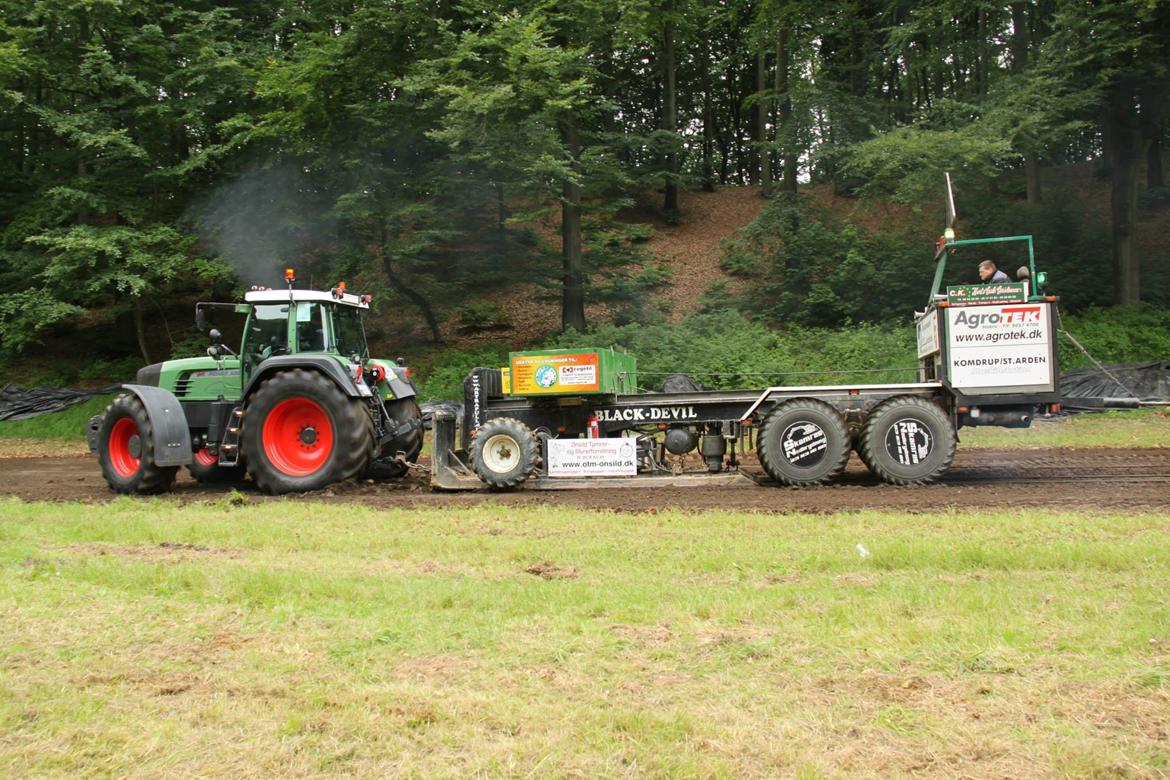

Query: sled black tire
[365,398,424,481]
[97,393,179,495]
[860,396,956,485]
[852,431,875,473]
[756,398,851,486]
[242,368,373,495]
[469,417,541,489]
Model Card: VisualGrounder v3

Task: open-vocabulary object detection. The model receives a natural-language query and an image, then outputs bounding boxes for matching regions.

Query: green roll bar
[929,234,1042,304]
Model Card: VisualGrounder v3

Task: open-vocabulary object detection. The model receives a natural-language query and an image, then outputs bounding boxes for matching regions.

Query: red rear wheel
[241,369,373,495]
[107,417,141,477]
[193,448,218,467]
[261,397,335,477]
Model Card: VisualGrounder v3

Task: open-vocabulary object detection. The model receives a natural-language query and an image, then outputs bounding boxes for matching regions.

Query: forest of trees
[1,0,1168,363]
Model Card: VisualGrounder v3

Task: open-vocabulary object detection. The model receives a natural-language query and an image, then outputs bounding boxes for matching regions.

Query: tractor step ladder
[218,406,244,466]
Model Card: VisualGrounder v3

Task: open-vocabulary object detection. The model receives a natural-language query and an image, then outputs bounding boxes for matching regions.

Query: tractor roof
[244,289,370,309]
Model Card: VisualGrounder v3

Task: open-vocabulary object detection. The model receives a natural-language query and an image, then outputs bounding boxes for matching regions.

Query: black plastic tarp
[0,384,121,422]
[1059,361,1170,408]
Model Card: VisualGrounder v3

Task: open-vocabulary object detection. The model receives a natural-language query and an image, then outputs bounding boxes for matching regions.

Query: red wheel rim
[194,448,218,467]
[261,397,334,477]
[108,417,141,478]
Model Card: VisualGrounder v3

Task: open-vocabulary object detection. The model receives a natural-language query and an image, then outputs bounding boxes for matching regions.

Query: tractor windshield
[331,305,368,359]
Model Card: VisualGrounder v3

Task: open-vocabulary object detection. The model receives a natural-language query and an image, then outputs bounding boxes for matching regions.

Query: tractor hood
[136,362,163,387]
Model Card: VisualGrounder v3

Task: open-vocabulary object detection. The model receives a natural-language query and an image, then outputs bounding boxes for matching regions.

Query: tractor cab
[235,287,371,383]
[193,282,374,386]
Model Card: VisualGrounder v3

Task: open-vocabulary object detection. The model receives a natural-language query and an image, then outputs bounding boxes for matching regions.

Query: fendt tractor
[429,179,1062,491]
[89,270,423,495]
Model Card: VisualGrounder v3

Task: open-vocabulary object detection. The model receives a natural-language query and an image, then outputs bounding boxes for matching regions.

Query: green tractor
[87,273,423,495]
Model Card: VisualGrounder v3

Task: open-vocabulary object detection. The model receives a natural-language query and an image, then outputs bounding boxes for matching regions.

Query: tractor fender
[385,369,417,401]
[120,384,194,467]
[242,355,370,401]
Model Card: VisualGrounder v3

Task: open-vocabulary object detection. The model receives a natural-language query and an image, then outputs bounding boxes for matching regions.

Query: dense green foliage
[1059,305,1170,371]
[720,196,929,326]
[1,0,1167,374]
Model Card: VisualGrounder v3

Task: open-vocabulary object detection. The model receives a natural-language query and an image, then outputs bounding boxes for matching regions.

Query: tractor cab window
[331,305,368,359]
[295,302,327,352]
[244,304,289,370]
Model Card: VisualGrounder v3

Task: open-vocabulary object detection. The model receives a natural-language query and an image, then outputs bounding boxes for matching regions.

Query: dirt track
[2,447,1168,513]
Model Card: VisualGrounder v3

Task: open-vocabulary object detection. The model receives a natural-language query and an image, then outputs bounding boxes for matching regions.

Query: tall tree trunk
[849,14,866,98]
[1011,2,1043,204]
[726,60,745,184]
[777,27,797,195]
[133,297,150,365]
[1025,156,1043,203]
[494,182,508,236]
[1103,90,1142,304]
[756,50,771,196]
[976,6,988,97]
[662,13,679,213]
[700,38,716,192]
[1149,138,1165,188]
[379,224,442,343]
[561,122,586,332]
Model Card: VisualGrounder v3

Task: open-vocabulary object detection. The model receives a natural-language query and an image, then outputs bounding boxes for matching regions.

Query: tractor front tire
[242,369,373,495]
[365,398,424,480]
[756,399,851,486]
[469,417,540,489]
[187,448,246,484]
[97,393,179,494]
[859,396,956,485]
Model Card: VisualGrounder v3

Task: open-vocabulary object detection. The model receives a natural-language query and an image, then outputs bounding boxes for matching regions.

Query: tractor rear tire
[756,399,851,486]
[97,394,179,494]
[187,448,246,484]
[469,417,540,489]
[859,396,956,485]
[365,398,424,480]
[242,369,373,495]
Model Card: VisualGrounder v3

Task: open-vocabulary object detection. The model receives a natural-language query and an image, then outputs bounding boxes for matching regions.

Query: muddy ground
[2,447,1168,513]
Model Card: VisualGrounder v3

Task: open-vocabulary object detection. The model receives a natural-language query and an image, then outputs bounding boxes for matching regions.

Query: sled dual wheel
[757,399,851,486]
[241,369,374,495]
[852,432,874,472]
[470,417,541,489]
[365,398,424,481]
[187,448,246,484]
[97,394,179,495]
[859,396,956,485]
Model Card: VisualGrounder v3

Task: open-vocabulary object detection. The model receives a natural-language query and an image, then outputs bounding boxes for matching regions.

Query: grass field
[962,407,1168,449]
[2,499,1168,777]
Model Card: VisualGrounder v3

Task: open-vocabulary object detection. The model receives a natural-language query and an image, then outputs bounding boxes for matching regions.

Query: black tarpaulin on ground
[0,385,121,421]
[1059,361,1170,407]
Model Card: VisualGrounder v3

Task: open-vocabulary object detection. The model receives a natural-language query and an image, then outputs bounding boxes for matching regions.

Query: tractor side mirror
[196,308,206,331]
[208,328,223,346]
